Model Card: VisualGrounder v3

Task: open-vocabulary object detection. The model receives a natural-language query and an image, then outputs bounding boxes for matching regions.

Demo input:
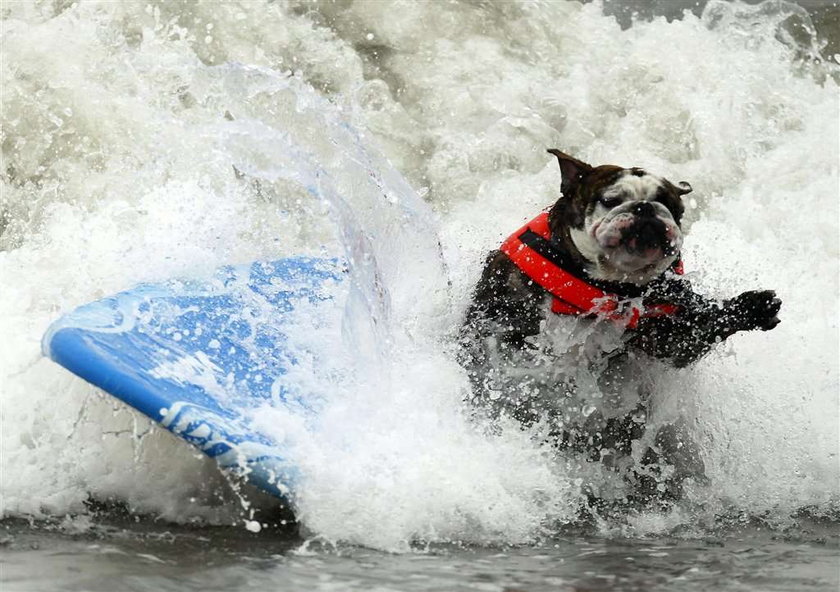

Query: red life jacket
[499,212,681,330]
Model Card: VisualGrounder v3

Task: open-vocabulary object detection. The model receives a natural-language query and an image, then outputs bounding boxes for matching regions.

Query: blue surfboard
[42,257,346,504]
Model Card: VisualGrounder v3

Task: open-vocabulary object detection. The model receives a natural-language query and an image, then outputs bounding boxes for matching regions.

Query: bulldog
[460,150,782,505]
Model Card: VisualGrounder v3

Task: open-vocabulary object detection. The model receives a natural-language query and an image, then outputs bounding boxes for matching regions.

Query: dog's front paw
[726,290,782,331]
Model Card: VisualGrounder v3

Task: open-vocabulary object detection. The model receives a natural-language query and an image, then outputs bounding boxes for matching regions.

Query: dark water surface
[3,517,838,592]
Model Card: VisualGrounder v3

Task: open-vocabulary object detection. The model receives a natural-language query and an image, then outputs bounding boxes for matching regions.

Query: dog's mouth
[585,208,683,279]
[593,215,681,270]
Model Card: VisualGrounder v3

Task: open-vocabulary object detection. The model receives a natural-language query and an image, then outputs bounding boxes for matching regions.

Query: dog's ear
[676,181,692,195]
[547,149,593,198]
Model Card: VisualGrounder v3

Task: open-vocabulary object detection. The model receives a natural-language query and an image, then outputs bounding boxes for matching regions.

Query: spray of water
[1,0,837,549]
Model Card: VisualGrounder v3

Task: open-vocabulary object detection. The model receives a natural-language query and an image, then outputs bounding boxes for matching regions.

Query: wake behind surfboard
[42,256,346,504]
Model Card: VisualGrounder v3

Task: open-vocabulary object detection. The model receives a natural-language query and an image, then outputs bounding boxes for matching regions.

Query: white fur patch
[602,171,664,201]
[570,226,604,264]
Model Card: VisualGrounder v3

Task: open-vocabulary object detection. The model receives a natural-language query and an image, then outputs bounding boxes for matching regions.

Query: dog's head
[547,149,692,285]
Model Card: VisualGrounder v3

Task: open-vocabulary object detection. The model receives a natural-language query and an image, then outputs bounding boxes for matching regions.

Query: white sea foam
[1,0,837,549]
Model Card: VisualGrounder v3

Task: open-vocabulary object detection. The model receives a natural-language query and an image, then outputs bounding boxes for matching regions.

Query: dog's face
[548,150,692,284]
[575,168,687,280]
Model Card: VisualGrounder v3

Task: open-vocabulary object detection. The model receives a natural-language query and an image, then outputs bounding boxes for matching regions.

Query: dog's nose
[632,201,656,218]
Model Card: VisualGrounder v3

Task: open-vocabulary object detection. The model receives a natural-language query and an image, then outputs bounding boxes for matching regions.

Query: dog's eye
[599,197,622,208]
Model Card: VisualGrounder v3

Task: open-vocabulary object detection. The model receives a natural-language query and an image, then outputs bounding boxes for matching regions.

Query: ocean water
[1,0,838,590]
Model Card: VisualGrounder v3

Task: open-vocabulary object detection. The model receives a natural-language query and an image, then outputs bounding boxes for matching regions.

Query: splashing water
[1,0,837,551]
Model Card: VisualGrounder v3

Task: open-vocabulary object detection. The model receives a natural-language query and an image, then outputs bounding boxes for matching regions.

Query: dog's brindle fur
[460,150,782,503]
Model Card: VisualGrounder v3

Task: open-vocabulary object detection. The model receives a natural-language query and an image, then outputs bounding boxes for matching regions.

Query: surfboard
[42,256,346,504]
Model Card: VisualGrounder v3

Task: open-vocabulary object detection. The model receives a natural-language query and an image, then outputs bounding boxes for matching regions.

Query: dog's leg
[631,289,781,367]
[459,252,547,410]
[629,420,708,504]
[548,405,646,465]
